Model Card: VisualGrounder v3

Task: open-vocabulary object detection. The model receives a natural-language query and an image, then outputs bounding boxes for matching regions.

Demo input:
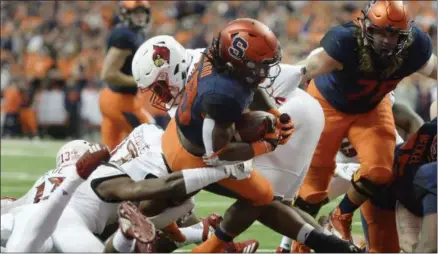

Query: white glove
[224,159,253,180]
[202,153,223,167]
[202,153,244,167]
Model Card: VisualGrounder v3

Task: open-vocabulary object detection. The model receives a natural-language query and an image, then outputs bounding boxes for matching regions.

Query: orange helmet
[360,0,412,57]
[209,18,281,87]
[119,1,151,29]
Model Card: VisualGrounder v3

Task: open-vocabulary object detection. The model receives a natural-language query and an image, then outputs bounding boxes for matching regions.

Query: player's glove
[76,143,111,180]
[268,109,294,145]
[224,159,253,180]
[251,125,281,156]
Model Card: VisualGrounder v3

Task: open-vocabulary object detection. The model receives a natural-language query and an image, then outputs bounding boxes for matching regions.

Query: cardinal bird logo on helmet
[152,45,170,67]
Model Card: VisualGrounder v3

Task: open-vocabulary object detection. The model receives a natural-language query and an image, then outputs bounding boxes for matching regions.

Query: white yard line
[1,171,41,180]
[1,150,55,157]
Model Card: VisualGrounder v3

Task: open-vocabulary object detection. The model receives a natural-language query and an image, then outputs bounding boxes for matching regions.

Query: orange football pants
[360,201,400,252]
[99,87,150,150]
[162,118,274,206]
[297,80,396,204]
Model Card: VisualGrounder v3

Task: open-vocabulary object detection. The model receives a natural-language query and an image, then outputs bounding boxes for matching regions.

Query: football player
[275,92,422,252]
[327,118,436,253]
[132,34,361,253]
[157,18,294,253]
[4,140,111,252]
[1,127,256,252]
[99,0,153,150]
[293,1,437,250]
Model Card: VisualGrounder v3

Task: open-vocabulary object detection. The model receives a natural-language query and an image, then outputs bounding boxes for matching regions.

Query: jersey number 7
[33,177,65,203]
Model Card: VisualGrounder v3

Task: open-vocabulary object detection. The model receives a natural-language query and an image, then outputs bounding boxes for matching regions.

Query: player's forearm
[302,58,324,81]
[249,88,277,112]
[302,52,340,82]
[103,72,137,87]
[217,142,257,162]
[120,175,188,201]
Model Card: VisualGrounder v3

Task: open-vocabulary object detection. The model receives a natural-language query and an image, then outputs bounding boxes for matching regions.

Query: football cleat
[201,213,223,241]
[275,246,290,253]
[326,207,354,242]
[118,201,156,243]
[223,239,259,253]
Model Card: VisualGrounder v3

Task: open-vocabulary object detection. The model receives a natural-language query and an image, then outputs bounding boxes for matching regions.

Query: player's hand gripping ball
[75,143,111,179]
[235,111,277,143]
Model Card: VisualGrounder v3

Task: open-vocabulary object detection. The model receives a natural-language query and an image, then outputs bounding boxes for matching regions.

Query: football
[235,111,277,142]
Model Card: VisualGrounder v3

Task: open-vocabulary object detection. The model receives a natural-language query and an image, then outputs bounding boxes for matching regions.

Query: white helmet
[132,35,189,111]
[56,140,92,170]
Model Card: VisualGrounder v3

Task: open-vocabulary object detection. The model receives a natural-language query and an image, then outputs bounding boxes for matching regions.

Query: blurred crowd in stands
[1,1,437,140]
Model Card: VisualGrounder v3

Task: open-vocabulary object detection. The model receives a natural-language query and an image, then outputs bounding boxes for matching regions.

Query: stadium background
[1,1,437,251]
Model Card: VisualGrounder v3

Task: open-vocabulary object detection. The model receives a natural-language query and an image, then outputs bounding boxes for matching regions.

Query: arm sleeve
[320,26,356,66]
[202,93,243,123]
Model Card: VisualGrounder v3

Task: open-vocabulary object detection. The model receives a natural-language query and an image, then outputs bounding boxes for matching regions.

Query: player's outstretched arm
[101,47,136,86]
[94,167,231,202]
[302,48,342,82]
[417,54,437,80]
[93,173,189,203]
[393,102,424,137]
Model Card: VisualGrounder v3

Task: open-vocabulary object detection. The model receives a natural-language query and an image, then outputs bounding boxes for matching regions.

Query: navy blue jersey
[106,24,146,94]
[175,52,254,148]
[390,118,437,216]
[315,22,432,114]
[413,162,437,215]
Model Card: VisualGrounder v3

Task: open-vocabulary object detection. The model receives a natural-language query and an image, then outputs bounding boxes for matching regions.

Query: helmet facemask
[119,2,151,31]
[141,70,186,111]
[361,11,412,58]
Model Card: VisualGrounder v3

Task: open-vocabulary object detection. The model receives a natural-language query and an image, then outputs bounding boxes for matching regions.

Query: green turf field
[1,139,364,252]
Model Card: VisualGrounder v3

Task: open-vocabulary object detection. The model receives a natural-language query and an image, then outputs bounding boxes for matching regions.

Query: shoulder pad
[320,25,357,65]
[108,27,135,50]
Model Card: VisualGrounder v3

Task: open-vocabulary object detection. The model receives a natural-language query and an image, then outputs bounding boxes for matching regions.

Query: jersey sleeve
[320,26,356,66]
[202,93,243,123]
[407,25,433,72]
[108,28,135,51]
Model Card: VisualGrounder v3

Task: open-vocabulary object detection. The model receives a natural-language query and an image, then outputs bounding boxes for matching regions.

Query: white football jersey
[68,123,169,234]
[262,64,303,105]
[24,166,76,205]
[109,123,168,179]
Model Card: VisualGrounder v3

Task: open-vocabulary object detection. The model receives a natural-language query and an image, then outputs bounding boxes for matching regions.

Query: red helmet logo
[152,45,170,67]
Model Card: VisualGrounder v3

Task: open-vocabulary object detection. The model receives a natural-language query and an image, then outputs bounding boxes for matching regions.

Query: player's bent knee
[362,166,394,185]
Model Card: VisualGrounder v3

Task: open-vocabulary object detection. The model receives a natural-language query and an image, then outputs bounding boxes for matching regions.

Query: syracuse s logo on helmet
[228,36,248,60]
[152,45,170,67]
